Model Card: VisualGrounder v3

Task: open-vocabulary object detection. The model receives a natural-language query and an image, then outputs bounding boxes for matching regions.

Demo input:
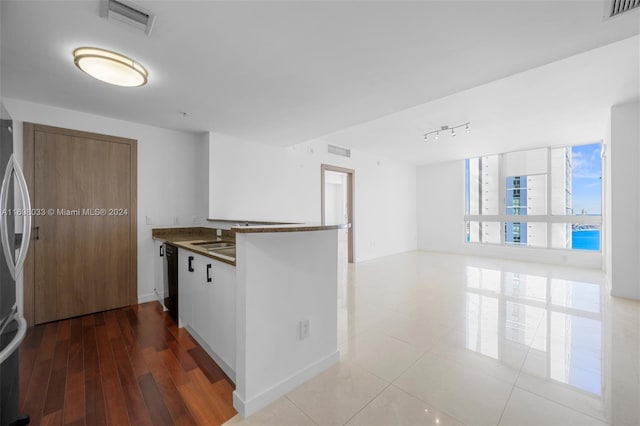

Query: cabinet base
[184,324,235,383]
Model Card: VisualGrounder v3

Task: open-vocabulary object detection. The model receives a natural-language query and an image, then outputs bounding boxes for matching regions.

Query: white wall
[209,132,417,262]
[2,98,209,304]
[234,229,339,416]
[417,159,602,268]
[604,114,612,282]
[608,102,640,300]
[417,161,465,254]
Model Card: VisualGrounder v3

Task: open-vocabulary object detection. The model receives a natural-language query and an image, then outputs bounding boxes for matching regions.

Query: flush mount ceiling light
[423,122,470,142]
[73,47,148,87]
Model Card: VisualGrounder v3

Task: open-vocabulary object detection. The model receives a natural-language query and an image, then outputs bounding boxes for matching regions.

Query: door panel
[31,128,136,323]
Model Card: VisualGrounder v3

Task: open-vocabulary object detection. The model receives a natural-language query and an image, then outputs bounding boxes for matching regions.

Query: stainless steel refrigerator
[0,103,32,426]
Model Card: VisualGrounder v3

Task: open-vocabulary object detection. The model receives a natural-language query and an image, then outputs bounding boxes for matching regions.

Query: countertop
[152,227,236,266]
[232,223,350,233]
[208,219,349,233]
[151,223,349,265]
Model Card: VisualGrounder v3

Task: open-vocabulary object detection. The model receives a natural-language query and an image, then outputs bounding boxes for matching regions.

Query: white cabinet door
[203,259,236,370]
[177,249,236,372]
[191,255,209,340]
[178,248,199,328]
[153,240,165,306]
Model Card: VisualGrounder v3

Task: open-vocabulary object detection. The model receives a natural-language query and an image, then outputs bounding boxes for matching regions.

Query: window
[464,143,602,251]
[465,155,500,216]
[508,222,521,243]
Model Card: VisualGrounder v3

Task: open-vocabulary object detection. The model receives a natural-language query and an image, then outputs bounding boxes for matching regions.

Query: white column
[609,102,640,300]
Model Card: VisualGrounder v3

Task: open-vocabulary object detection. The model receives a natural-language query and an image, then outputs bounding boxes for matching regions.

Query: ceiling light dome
[73,47,148,87]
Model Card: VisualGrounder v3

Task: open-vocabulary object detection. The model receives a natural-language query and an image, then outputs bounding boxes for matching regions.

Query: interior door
[24,124,137,324]
[321,164,354,263]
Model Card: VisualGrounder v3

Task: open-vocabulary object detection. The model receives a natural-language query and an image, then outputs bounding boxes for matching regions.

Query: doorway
[321,164,354,263]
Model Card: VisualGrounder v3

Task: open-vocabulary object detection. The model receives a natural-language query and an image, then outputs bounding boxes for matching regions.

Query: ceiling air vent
[100,0,156,35]
[328,144,351,158]
[608,0,640,17]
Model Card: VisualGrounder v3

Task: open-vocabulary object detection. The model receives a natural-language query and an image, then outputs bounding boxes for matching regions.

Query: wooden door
[23,124,137,324]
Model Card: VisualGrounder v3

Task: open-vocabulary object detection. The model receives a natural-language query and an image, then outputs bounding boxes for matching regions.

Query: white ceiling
[1,1,639,148]
[324,35,640,165]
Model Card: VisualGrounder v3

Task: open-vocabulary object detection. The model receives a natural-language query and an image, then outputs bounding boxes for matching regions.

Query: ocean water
[572,230,600,251]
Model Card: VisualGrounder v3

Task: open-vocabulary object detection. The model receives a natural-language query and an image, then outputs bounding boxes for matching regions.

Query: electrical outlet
[146,216,152,225]
[174,216,179,225]
[299,319,310,340]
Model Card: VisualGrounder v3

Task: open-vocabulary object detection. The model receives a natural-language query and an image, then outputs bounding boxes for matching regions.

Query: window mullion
[499,153,505,245]
[547,147,552,249]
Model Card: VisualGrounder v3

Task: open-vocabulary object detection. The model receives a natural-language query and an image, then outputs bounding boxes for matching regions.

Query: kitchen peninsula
[152,222,347,417]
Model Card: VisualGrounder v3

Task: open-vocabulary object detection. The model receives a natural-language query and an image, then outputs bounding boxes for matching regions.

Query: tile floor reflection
[226,252,640,426]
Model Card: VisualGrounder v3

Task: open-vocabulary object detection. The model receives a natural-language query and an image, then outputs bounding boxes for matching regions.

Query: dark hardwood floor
[19,302,237,425]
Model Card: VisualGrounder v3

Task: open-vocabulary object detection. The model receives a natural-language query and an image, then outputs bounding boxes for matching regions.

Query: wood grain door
[23,124,137,324]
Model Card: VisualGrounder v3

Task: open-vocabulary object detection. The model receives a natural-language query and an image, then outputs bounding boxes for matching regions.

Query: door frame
[320,164,354,263]
[22,123,137,325]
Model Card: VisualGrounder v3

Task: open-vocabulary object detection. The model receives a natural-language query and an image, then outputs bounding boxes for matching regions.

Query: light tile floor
[225,251,640,426]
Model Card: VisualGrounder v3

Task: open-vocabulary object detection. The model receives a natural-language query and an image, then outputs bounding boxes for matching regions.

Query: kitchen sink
[193,241,235,250]
[208,247,236,258]
[190,241,236,259]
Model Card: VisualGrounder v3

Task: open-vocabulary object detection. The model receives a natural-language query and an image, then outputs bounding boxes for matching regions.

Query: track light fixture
[423,122,470,142]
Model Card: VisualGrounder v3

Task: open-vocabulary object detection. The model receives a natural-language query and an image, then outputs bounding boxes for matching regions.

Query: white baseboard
[233,351,339,418]
[153,289,168,310]
[185,325,236,382]
[137,292,158,304]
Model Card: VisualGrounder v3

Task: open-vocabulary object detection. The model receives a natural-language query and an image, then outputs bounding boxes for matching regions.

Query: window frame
[464,143,603,252]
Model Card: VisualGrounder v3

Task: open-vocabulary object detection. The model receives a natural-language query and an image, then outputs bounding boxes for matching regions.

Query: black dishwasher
[164,244,179,323]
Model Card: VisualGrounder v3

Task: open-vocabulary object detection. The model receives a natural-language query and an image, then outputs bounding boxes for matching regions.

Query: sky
[571,143,602,215]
